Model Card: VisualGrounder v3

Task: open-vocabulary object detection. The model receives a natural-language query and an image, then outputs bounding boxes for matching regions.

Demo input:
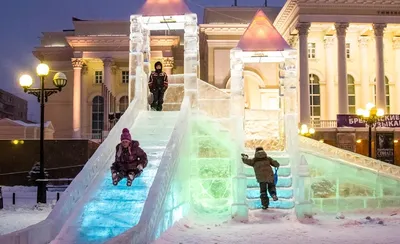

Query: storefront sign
[376,132,395,164]
[337,114,400,128]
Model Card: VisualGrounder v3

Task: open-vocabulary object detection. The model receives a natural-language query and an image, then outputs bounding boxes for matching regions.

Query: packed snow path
[51,111,179,244]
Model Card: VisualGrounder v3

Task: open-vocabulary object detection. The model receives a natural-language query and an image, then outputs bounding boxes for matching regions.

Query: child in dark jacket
[241,147,280,209]
[111,128,148,186]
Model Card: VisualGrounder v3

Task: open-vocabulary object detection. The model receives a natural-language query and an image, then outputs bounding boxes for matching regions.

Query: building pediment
[274,0,400,37]
[66,36,129,48]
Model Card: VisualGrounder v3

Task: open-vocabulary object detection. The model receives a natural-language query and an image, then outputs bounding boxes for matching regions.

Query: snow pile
[0,186,57,235]
[0,204,53,235]
[153,209,400,244]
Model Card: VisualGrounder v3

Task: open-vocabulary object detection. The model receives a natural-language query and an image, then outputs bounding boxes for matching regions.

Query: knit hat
[255,147,264,152]
[120,128,131,141]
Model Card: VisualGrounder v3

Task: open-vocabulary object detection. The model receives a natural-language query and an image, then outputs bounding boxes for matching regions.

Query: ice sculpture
[184,13,199,108]
[300,136,400,213]
[228,9,299,216]
[129,11,199,107]
[229,47,248,220]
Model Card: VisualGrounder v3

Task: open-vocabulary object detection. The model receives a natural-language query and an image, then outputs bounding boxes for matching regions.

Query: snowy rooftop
[0,118,53,129]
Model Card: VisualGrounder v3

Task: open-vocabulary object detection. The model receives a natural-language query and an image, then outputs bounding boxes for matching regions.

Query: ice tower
[230,10,301,214]
[129,0,199,107]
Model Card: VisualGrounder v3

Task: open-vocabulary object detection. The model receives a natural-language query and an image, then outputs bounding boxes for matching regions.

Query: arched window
[309,74,321,120]
[348,75,356,114]
[374,76,390,113]
[119,96,129,113]
[92,96,104,139]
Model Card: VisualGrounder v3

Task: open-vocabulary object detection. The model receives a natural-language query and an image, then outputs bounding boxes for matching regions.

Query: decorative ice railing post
[129,14,145,103]
[229,47,248,221]
[281,50,308,216]
[184,13,199,108]
[295,155,313,218]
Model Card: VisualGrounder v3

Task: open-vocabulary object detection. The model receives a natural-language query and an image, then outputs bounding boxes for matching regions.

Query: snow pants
[259,182,277,207]
[150,89,165,111]
[110,162,142,182]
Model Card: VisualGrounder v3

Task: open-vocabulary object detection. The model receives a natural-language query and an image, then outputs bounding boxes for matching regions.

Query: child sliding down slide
[111,128,148,186]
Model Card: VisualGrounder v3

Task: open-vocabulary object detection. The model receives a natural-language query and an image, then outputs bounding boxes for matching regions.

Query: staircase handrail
[299,136,400,180]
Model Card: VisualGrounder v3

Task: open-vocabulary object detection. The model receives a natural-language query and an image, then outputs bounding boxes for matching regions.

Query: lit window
[94,71,103,84]
[346,43,351,59]
[92,96,104,139]
[374,76,390,113]
[308,43,316,58]
[348,75,356,114]
[119,96,129,112]
[309,74,321,122]
[121,71,129,84]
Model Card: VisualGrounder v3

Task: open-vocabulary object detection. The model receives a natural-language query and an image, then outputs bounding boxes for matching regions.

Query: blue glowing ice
[52,111,180,244]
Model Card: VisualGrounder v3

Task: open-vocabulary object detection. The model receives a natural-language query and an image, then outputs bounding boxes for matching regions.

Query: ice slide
[0,96,191,244]
[50,111,180,243]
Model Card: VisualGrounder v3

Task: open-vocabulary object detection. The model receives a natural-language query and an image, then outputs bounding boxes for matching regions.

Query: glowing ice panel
[301,136,400,213]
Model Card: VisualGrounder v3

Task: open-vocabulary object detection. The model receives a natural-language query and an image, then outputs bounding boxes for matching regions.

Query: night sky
[0,0,285,121]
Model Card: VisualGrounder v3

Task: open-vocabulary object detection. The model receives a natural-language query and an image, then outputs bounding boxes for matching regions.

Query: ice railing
[299,136,400,180]
[105,96,191,244]
[302,149,400,213]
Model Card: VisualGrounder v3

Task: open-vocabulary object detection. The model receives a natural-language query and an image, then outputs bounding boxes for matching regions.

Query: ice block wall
[184,13,199,108]
[300,136,400,213]
[187,80,235,218]
[129,15,146,102]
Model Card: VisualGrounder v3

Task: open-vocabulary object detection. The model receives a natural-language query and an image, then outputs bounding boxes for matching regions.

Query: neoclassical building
[32,0,400,139]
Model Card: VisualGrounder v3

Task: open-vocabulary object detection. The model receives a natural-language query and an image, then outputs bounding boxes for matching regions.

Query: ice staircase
[244,150,295,210]
[51,111,179,244]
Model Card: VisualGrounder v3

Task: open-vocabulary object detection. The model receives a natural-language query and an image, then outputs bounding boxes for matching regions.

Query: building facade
[32,1,400,139]
[0,89,28,121]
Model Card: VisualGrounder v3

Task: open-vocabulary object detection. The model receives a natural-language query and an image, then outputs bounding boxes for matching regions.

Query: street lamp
[356,103,384,158]
[19,63,67,204]
[299,124,315,137]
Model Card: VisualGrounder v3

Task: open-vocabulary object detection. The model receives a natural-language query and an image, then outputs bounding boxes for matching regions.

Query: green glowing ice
[189,117,236,216]
[303,153,400,213]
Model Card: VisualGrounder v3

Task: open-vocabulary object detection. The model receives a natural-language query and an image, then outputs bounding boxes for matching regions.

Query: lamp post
[299,124,315,138]
[356,103,384,158]
[19,63,67,204]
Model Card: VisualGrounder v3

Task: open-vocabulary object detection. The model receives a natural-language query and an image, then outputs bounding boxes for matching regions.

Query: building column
[393,37,400,113]
[102,58,113,131]
[358,36,371,108]
[163,57,174,76]
[81,65,88,137]
[324,35,336,119]
[335,22,349,114]
[373,23,387,111]
[296,22,311,124]
[72,58,83,138]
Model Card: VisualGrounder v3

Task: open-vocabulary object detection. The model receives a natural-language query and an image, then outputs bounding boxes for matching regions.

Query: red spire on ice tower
[237,9,291,52]
[139,0,192,16]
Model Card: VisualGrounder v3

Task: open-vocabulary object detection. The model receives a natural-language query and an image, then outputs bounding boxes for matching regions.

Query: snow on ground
[153,208,400,244]
[0,186,58,235]
[1,186,400,244]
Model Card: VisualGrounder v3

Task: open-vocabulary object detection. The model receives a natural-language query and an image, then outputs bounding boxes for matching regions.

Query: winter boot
[127,172,135,186]
[260,193,269,209]
[271,194,278,201]
[112,172,121,186]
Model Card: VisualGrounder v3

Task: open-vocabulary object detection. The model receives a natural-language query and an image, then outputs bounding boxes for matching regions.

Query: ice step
[247,198,295,209]
[247,177,292,188]
[245,166,291,177]
[246,188,293,199]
